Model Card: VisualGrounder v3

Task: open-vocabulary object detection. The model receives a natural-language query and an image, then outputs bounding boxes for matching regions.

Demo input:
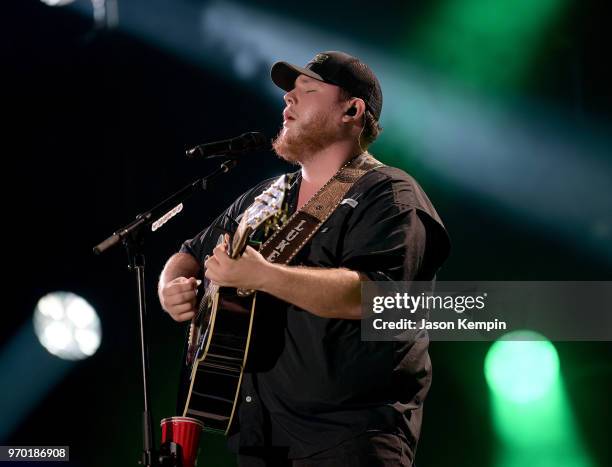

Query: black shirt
[180,164,450,458]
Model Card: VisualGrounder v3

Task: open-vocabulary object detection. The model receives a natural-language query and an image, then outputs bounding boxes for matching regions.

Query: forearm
[159,253,201,291]
[259,263,362,319]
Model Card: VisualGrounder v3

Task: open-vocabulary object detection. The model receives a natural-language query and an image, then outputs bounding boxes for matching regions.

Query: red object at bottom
[160,416,204,467]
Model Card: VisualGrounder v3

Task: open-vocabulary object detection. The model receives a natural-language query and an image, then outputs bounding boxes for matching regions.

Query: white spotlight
[40,0,77,6]
[34,292,102,360]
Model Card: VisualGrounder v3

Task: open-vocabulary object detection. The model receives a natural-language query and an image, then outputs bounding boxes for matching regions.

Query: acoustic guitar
[178,174,288,434]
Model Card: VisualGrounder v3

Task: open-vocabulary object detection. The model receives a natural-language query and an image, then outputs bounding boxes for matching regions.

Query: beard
[272,110,344,165]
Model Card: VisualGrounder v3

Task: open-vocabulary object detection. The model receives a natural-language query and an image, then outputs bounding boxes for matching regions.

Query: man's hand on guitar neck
[205,236,363,320]
[204,239,269,291]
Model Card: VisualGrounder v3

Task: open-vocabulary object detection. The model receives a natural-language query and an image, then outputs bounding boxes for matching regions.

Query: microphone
[186,132,269,159]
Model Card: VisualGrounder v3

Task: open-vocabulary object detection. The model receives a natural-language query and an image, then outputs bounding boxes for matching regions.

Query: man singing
[159,51,450,466]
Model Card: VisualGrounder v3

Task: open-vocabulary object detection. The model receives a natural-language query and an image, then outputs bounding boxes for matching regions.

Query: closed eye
[306,90,316,93]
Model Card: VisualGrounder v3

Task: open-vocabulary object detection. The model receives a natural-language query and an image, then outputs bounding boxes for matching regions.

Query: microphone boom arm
[93,159,238,255]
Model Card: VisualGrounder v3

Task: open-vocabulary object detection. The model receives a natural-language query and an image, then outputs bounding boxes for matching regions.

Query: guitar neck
[228,223,252,259]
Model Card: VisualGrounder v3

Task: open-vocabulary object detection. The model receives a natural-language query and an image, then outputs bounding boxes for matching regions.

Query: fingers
[160,276,200,320]
[165,290,197,307]
[206,245,232,270]
[213,242,228,257]
[165,297,197,322]
[166,276,199,295]
[169,303,196,322]
[166,305,197,322]
[204,267,218,284]
[204,252,224,286]
[174,311,195,322]
[204,254,220,272]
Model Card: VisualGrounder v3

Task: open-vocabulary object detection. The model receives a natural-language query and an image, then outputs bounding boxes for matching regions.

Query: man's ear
[342,98,366,122]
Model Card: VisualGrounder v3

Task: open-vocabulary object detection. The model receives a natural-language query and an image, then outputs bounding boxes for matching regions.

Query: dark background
[2,1,611,466]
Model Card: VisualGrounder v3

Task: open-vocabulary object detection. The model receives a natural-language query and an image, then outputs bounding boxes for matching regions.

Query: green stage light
[411,0,568,90]
[484,330,559,404]
[486,331,593,467]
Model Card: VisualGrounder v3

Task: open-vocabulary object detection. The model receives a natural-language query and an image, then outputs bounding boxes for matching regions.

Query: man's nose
[283,89,296,106]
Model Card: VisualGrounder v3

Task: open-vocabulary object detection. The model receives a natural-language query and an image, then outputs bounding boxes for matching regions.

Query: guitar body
[181,288,256,434]
[178,174,288,435]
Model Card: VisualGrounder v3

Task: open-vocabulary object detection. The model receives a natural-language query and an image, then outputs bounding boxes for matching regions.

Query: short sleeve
[340,176,427,282]
[180,177,278,263]
[179,208,236,263]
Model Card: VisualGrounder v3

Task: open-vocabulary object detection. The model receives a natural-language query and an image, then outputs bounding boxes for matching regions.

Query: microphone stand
[93,158,239,467]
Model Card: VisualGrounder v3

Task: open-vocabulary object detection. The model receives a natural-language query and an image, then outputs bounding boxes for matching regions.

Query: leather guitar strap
[258,152,384,265]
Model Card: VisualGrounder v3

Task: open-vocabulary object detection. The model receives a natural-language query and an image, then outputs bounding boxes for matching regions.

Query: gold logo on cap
[311,53,329,64]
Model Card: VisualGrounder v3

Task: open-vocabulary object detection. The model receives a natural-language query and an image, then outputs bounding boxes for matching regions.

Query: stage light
[485,331,593,467]
[40,0,76,6]
[59,0,611,263]
[484,330,559,403]
[411,0,568,89]
[33,291,102,361]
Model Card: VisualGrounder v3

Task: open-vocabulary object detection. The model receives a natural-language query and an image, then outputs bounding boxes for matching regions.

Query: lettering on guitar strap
[266,218,309,262]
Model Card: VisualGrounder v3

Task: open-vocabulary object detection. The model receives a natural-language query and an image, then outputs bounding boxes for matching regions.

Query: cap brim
[270,61,325,92]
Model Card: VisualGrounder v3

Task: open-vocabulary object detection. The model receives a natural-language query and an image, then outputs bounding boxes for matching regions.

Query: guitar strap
[258,151,384,265]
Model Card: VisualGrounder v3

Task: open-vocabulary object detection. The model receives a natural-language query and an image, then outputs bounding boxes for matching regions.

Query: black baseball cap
[270,51,383,120]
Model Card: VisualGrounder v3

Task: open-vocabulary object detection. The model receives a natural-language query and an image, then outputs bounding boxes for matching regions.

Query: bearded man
[158,51,450,467]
